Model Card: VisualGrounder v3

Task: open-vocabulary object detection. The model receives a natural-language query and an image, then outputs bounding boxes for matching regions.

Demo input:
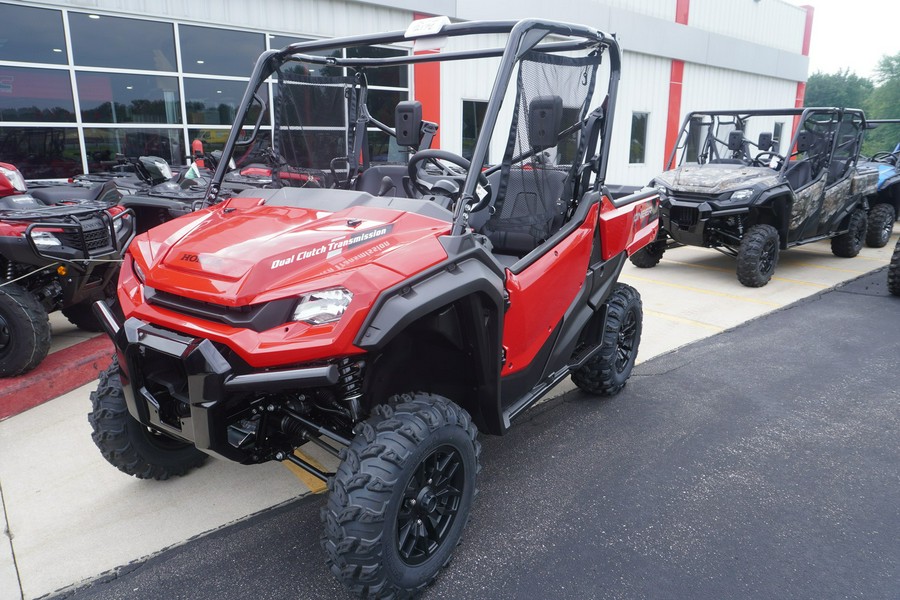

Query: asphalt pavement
[50,268,900,600]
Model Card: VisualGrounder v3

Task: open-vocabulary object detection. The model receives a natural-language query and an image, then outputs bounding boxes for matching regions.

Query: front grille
[670,205,699,229]
[145,287,294,333]
[57,217,112,252]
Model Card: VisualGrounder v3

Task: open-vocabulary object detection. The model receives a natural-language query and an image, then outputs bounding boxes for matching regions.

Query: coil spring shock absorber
[336,357,365,422]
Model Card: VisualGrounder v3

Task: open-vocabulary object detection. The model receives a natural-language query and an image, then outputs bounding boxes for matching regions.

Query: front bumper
[661,196,749,247]
[95,300,339,462]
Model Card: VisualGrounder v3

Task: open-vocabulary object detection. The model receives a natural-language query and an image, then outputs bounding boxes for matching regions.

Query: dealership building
[1,0,812,186]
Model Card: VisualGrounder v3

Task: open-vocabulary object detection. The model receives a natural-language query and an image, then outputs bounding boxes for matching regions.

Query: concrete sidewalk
[0,229,897,600]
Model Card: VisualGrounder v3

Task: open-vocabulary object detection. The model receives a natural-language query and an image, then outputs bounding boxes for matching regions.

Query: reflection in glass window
[462,100,488,162]
[347,46,408,88]
[190,128,271,168]
[268,36,343,78]
[278,130,345,170]
[629,112,649,164]
[275,79,347,128]
[77,72,180,124]
[0,4,68,64]
[184,78,267,126]
[0,127,82,179]
[180,25,264,77]
[0,67,75,122]
[69,13,176,71]
[368,130,408,164]
[367,89,406,126]
[83,127,184,171]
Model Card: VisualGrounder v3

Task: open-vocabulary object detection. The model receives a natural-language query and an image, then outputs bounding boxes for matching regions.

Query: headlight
[132,259,146,283]
[0,165,26,193]
[292,288,352,325]
[29,231,62,248]
[730,189,754,201]
[113,213,130,233]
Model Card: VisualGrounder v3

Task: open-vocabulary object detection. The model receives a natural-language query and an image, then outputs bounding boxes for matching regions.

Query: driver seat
[475,95,569,257]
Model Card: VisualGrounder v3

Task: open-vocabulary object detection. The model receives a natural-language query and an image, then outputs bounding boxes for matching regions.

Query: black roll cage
[205,19,621,236]
[667,107,868,174]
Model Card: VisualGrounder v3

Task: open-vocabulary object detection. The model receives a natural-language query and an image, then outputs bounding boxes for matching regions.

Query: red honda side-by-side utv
[88,18,659,597]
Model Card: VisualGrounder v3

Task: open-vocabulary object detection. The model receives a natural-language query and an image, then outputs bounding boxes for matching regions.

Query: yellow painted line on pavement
[625,274,781,307]
[644,309,725,332]
[790,261,871,274]
[660,258,828,288]
[793,249,890,263]
[284,449,329,493]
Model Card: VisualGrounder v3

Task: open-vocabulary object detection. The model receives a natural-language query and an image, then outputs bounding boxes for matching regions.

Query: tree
[804,69,872,110]
[863,52,900,156]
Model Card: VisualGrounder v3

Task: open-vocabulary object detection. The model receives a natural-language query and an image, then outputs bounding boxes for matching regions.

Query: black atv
[632,107,877,287]
[0,161,135,376]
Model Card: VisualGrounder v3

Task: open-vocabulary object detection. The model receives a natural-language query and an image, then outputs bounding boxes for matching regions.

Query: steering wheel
[871,151,899,165]
[753,151,785,169]
[407,149,492,212]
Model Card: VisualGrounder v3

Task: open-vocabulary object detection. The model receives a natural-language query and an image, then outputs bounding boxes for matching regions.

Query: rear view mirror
[728,130,745,152]
[758,132,773,151]
[395,101,423,147]
[795,131,811,153]
[528,96,564,151]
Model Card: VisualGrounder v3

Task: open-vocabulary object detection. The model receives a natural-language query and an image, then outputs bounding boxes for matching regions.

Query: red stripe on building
[664,60,685,168]
[675,0,690,25]
[663,0,690,166]
[793,5,815,131]
[413,12,441,149]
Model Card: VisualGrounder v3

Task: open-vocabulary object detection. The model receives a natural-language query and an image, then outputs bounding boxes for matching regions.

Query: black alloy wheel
[397,445,466,565]
[615,306,639,373]
[865,204,896,248]
[737,224,780,287]
[322,393,480,598]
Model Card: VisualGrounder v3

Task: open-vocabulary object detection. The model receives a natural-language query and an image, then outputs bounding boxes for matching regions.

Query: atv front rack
[20,208,134,271]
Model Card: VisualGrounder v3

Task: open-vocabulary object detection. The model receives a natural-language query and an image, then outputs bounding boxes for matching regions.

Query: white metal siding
[607,51,672,186]
[601,0,675,20]
[688,0,807,54]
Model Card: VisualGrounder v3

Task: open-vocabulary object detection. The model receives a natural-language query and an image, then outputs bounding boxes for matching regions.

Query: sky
[786,0,900,80]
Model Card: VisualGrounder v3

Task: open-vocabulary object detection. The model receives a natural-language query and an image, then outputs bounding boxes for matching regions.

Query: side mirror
[395,101,423,147]
[528,96,564,151]
[758,132,773,151]
[727,130,745,152]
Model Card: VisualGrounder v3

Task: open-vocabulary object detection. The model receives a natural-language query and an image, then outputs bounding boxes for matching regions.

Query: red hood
[132,197,451,306]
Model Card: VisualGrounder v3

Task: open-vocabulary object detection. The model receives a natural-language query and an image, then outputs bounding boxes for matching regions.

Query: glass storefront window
[83,127,185,171]
[77,72,180,124]
[0,4,68,65]
[462,100,488,161]
[367,130,408,164]
[189,128,271,168]
[367,89,407,126]
[0,66,75,122]
[69,13,177,72]
[184,78,267,126]
[268,36,343,78]
[180,25,264,77]
[0,127,83,179]
[277,130,345,170]
[347,46,408,88]
[275,80,347,128]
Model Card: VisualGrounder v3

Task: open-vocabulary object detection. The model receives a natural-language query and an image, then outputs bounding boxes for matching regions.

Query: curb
[0,335,113,421]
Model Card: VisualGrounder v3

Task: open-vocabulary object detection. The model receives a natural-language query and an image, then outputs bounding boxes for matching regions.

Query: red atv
[89,19,659,597]
[0,162,134,376]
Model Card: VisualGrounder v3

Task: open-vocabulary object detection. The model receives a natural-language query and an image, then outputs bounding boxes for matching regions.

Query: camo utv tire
[89,356,207,480]
[831,209,867,258]
[737,224,780,287]
[888,238,900,297]
[0,283,51,377]
[322,393,480,599]
[865,204,895,248]
[572,283,642,396]
[629,240,666,268]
